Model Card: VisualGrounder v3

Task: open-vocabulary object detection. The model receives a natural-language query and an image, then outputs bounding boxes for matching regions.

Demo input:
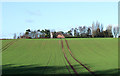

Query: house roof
[57,34,65,38]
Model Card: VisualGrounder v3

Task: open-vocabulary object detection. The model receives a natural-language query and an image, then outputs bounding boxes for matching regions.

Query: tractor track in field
[63,54,72,76]
[1,39,18,52]
[42,40,53,74]
[59,40,72,75]
[61,39,79,76]
[43,53,52,74]
[1,40,15,49]
[64,39,96,76]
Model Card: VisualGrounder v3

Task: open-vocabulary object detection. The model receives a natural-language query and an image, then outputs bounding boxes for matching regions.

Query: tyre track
[61,39,79,76]
[65,39,96,76]
[1,40,15,50]
[43,53,52,74]
[1,39,18,52]
[59,40,71,75]
[42,40,52,74]
[63,55,72,76]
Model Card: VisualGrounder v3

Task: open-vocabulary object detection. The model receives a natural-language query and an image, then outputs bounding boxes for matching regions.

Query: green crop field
[0,38,118,76]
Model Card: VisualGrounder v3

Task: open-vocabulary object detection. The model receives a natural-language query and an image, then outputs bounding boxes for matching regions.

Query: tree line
[14,21,120,39]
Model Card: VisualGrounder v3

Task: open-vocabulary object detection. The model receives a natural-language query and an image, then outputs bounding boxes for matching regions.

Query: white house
[50,32,53,38]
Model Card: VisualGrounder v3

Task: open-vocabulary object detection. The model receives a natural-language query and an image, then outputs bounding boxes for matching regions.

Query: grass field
[1,38,118,76]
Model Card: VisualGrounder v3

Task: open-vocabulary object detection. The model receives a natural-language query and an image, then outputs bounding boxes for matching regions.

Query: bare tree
[83,26,87,34]
[92,22,95,37]
[106,25,113,37]
[113,26,119,38]
[13,33,16,39]
[74,28,77,36]
[71,28,74,36]
[100,24,103,32]
[87,27,91,35]
[78,26,82,36]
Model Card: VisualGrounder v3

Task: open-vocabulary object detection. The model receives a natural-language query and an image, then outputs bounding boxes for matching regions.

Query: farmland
[1,38,118,76]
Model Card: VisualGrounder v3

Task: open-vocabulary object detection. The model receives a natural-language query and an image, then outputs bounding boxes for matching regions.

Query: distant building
[56,32,65,38]
[57,34,65,38]
[50,32,53,38]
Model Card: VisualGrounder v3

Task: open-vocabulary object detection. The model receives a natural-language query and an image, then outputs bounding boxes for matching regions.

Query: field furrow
[65,39,96,76]
[1,38,118,76]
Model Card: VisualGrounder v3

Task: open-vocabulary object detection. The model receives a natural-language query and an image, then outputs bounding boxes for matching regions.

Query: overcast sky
[1,2,118,38]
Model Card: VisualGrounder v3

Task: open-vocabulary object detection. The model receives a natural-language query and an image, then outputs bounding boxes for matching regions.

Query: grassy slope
[62,39,91,74]
[2,40,14,47]
[1,38,118,75]
[66,38,118,74]
[2,39,69,74]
